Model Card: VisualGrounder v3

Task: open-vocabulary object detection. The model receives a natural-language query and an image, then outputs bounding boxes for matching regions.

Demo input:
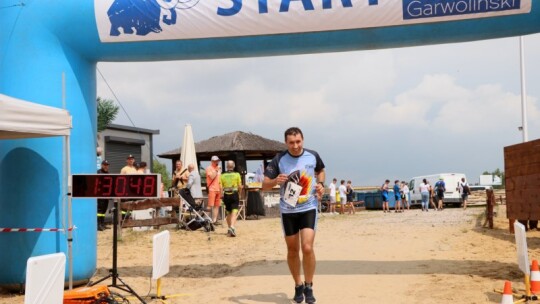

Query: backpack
[462,184,470,195]
[435,181,445,194]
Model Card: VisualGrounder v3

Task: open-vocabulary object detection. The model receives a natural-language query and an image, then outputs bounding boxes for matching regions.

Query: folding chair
[235,199,246,220]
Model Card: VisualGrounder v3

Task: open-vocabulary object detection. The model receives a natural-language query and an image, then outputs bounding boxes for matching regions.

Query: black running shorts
[281,209,317,236]
[223,192,239,212]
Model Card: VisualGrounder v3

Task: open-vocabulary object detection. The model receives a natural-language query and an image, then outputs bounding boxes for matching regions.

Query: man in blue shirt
[393,180,402,212]
[263,127,325,304]
[435,177,446,211]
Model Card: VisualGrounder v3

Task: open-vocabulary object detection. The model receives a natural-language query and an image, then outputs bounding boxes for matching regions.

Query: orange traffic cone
[531,260,540,294]
[500,281,513,304]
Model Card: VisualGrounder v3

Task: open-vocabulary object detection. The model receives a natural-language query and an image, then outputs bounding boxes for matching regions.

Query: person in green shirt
[220,160,243,237]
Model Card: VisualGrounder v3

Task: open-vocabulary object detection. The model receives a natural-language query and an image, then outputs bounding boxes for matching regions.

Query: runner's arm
[315,168,326,197]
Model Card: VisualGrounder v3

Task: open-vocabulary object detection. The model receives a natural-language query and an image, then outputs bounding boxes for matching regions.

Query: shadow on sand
[95,258,522,281]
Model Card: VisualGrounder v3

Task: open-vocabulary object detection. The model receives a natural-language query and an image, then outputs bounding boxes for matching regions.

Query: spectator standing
[172,160,189,192]
[419,179,430,212]
[458,177,470,210]
[96,160,110,231]
[434,177,446,211]
[401,181,410,210]
[328,178,337,214]
[335,187,341,211]
[137,161,148,174]
[186,164,203,199]
[381,180,390,213]
[346,180,355,215]
[96,147,103,170]
[206,155,222,224]
[338,180,347,215]
[393,180,402,213]
[262,127,325,304]
[120,154,137,174]
[427,181,437,211]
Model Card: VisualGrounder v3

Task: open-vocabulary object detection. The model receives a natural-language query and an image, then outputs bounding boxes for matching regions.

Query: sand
[1,204,539,303]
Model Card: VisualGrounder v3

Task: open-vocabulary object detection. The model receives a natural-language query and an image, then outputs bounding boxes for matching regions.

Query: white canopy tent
[0,93,71,139]
[0,93,74,288]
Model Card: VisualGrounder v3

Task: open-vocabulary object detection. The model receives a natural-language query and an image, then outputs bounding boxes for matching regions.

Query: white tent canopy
[0,93,74,288]
[0,93,72,139]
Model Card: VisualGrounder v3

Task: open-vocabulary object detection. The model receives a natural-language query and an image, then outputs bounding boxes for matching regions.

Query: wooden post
[486,189,494,229]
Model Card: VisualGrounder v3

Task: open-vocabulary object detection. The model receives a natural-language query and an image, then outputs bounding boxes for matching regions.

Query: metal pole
[519,36,529,143]
[62,72,74,289]
[112,200,119,286]
[67,135,73,290]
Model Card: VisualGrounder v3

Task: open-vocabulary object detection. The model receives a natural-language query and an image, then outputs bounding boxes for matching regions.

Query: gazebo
[158,130,286,175]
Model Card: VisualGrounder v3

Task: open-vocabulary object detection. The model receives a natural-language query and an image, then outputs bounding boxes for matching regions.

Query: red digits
[102,176,113,196]
[115,176,127,196]
[130,176,142,195]
[143,176,155,196]
[93,177,100,196]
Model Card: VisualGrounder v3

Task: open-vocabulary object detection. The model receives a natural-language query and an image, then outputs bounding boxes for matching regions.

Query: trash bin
[247,190,265,217]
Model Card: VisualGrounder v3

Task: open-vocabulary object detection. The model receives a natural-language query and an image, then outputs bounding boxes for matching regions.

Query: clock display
[71,174,161,198]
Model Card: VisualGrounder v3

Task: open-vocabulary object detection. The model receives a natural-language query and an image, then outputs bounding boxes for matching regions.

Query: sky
[96,33,540,186]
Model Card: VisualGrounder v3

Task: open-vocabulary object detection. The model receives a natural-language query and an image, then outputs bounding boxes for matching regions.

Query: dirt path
[2,205,538,303]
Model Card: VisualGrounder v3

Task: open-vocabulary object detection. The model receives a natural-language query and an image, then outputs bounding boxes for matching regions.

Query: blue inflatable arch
[1,0,539,285]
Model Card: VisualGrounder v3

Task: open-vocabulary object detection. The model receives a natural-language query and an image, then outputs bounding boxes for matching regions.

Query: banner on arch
[95,0,532,42]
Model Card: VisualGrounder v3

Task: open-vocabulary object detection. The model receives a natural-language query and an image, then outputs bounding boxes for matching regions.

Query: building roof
[158,131,286,161]
[107,123,160,135]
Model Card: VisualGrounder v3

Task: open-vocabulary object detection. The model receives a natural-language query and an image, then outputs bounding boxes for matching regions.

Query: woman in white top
[419,179,430,212]
[401,181,410,210]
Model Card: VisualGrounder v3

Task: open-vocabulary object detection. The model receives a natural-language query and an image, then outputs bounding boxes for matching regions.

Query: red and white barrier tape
[0,226,77,232]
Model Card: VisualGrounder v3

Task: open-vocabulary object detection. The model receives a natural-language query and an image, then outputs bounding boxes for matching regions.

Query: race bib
[284,182,302,207]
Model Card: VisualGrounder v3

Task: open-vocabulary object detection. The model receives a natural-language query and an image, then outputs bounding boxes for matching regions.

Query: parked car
[408,173,467,207]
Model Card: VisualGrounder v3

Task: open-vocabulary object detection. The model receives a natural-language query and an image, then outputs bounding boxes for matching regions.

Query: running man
[263,127,325,304]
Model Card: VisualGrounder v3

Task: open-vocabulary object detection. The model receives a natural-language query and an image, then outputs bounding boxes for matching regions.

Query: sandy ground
[2,204,540,303]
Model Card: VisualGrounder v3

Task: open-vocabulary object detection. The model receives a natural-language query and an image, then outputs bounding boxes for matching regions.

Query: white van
[408,173,466,206]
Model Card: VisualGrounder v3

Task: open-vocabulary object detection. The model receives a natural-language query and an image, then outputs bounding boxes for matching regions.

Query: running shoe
[293,284,304,303]
[230,227,236,237]
[304,283,316,304]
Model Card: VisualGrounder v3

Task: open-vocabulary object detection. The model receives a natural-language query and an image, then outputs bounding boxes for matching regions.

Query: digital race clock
[71,174,161,198]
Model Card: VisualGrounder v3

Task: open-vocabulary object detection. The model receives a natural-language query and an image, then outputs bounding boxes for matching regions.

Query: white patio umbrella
[180,124,198,172]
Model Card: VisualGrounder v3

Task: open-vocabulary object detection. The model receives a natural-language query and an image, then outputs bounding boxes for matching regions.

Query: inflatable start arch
[1,0,539,285]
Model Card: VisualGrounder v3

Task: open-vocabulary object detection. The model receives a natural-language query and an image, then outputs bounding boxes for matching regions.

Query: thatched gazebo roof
[157,130,286,162]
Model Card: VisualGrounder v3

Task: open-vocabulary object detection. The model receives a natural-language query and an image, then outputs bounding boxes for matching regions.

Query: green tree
[97,97,119,132]
[153,158,171,189]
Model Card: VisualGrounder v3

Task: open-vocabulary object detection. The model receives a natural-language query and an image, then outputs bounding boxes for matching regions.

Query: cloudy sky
[96,33,540,186]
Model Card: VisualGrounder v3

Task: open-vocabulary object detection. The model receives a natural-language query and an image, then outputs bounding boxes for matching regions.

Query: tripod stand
[91,200,147,304]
